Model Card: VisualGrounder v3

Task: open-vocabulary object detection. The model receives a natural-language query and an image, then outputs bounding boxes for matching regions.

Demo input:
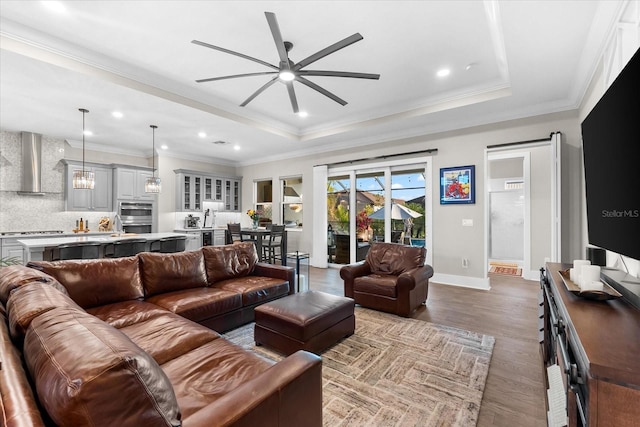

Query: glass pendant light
[72,108,95,189]
[145,125,161,193]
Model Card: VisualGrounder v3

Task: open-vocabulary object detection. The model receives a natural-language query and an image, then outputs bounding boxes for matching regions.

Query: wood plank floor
[307,266,547,427]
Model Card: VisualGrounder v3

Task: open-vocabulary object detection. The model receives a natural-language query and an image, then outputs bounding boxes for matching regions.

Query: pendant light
[72,108,95,189]
[145,125,161,193]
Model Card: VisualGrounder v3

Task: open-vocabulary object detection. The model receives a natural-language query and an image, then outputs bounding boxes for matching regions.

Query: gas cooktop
[0,230,64,236]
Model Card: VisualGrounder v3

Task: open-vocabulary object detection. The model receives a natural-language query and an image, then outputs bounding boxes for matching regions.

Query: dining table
[240,228,288,265]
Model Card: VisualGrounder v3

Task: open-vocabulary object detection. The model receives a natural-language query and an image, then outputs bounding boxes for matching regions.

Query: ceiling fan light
[279,70,295,81]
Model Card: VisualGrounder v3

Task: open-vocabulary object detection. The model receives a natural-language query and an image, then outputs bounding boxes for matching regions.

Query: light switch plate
[462,219,473,226]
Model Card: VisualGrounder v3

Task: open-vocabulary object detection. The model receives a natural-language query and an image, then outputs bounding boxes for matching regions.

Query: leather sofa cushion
[0,307,46,427]
[139,251,207,297]
[87,300,172,329]
[0,264,67,306]
[24,306,181,427]
[354,274,399,298]
[202,242,258,284]
[28,257,143,309]
[146,288,242,322]
[119,312,220,365]
[7,281,82,342]
[216,276,290,306]
[366,242,426,276]
[161,338,272,419]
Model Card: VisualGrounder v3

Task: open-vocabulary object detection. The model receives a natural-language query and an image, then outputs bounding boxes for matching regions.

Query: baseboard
[431,273,491,290]
[523,269,540,281]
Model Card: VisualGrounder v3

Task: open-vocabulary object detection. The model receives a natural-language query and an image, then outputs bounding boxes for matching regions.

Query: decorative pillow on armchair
[367,242,426,276]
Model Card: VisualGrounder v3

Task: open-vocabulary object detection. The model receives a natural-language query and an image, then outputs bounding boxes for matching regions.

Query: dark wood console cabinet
[540,263,640,426]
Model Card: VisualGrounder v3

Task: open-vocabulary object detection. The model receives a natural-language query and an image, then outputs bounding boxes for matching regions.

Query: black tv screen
[581,47,640,261]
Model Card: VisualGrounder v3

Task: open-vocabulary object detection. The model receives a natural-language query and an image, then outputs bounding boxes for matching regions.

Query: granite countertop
[1,231,113,239]
[17,232,187,248]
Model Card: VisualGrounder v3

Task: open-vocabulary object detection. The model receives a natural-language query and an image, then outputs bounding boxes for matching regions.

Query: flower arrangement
[356,210,372,233]
[246,209,260,221]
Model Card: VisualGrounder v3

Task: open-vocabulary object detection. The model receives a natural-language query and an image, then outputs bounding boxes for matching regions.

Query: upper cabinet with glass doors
[175,170,241,212]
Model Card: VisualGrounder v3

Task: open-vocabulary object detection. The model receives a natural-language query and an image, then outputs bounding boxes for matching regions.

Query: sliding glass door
[327,163,428,265]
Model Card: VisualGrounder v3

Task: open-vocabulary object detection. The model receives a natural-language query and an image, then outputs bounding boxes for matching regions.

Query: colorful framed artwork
[440,165,475,204]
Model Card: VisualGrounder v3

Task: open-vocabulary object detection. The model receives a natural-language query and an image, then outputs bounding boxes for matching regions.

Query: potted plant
[0,256,21,268]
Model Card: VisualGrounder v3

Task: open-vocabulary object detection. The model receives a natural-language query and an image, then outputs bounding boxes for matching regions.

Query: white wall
[239,110,583,281]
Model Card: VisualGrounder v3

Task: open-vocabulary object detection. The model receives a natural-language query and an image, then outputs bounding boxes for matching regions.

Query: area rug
[223,307,495,426]
[489,265,522,276]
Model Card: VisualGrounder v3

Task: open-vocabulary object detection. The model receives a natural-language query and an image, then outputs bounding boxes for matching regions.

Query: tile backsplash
[0,130,114,232]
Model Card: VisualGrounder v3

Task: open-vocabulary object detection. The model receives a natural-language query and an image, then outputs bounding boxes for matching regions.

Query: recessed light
[83,130,93,136]
[234,145,241,151]
[297,111,308,118]
[198,132,207,138]
[161,145,168,150]
[41,1,66,14]
[111,111,123,118]
[436,68,450,78]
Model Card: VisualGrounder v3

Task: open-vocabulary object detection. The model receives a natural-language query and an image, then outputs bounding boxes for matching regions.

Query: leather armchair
[340,242,434,317]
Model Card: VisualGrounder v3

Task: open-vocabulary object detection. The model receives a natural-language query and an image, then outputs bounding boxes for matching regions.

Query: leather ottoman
[254,290,355,355]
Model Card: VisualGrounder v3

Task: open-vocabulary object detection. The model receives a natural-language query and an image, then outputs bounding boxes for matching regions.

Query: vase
[252,218,259,229]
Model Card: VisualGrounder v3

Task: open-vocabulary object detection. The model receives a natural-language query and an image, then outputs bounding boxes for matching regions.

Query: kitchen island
[18,232,187,262]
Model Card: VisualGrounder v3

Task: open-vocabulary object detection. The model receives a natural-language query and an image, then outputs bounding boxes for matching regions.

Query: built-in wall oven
[118,202,154,234]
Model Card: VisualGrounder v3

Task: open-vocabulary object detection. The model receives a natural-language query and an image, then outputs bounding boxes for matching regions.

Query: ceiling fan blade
[285,81,299,113]
[191,39,278,70]
[196,71,279,83]
[298,70,380,80]
[294,33,363,70]
[265,12,290,68]
[240,76,279,107]
[296,76,347,106]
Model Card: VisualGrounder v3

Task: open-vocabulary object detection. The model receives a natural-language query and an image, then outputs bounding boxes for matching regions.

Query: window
[282,176,302,227]
[255,179,272,226]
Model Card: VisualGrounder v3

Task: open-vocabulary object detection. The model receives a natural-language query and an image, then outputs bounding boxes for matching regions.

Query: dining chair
[227,223,256,243]
[262,224,285,264]
[57,241,102,260]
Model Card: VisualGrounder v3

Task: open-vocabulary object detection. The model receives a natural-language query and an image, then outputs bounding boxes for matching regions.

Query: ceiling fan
[192,11,380,114]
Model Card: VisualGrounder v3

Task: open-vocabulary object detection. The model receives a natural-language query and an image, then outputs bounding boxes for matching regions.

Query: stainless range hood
[18,132,45,196]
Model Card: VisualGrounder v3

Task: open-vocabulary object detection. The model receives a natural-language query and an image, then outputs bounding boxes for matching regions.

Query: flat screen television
[581,47,640,261]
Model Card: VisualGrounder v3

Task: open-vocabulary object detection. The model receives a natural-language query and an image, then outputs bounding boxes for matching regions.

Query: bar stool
[262,224,285,264]
[57,241,102,260]
[150,236,187,253]
[105,239,147,257]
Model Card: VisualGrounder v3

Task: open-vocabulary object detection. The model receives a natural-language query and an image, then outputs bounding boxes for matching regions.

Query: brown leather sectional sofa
[0,242,322,427]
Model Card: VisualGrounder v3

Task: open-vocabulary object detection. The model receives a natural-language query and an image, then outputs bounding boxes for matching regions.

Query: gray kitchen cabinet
[185,231,201,251]
[224,178,241,211]
[64,161,113,211]
[1,238,25,264]
[115,167,156,201]
[213,229,226,246]
[175,172,203,211]
[175,170,241,212]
